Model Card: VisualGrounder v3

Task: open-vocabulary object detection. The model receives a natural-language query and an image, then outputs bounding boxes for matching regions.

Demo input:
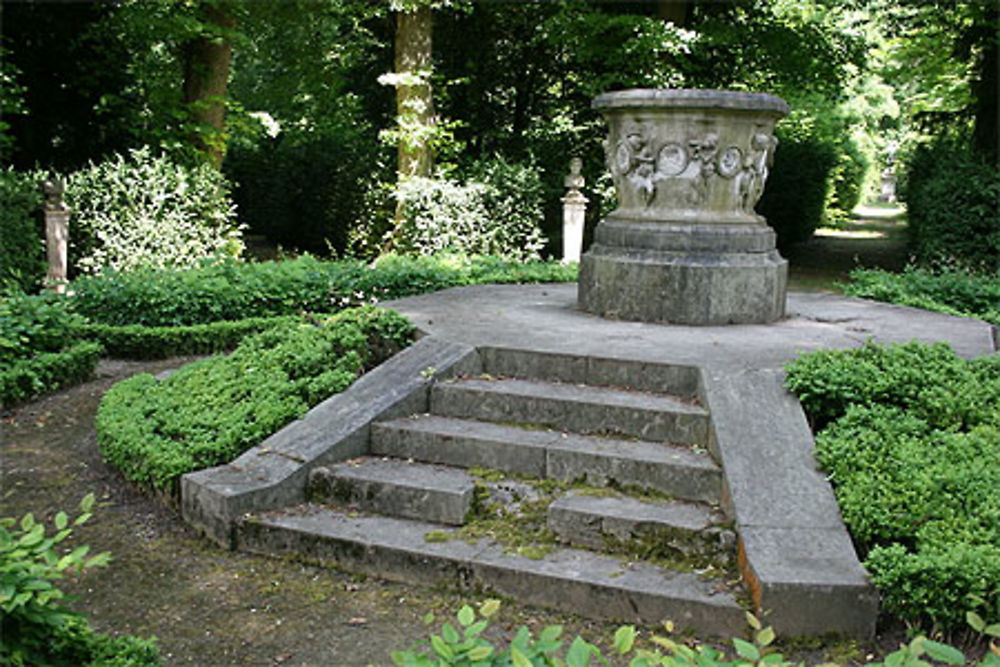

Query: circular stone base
[578,240,788,325]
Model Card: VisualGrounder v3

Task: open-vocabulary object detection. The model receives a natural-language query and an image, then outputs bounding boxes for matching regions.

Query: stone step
[547,492,735,566]
[238,503,745,636]
[307,458,476,526]
[371,414,722,503]
[478,346,701,398]
[430,377,709,446]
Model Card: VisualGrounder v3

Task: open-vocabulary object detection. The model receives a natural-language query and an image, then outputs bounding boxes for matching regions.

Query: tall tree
[181,1,236,167]
[393,3,435,180]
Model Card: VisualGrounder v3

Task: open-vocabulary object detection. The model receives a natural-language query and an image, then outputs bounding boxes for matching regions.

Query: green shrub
[785,342,1000,630]
[65,147,243,276]
[391,169,547,260]
[77,316,299,360]
[0,341,104,409]
[844,266,1000,325]
[903,138,1000,272]
[0,291,102,407]
[69,254,576,328]
[0,167,45,293]
[758,124,837,248]
[826,135,870,220]
[96,307,414,493]
[0,493,161,667]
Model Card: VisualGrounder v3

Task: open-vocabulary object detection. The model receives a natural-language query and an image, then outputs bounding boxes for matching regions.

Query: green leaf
[756,626,776,647]
[566,636,595,667]
[53,511,68,531]
[984,624,1000,639]
[921,639,965,665]
[745,611,763,631]
[614,625,636,654]
[511,646,532,667]
[732,638,761,661]
[20,513,35,532]
[430,635,454,660]
[539,625,564,643]
[968,611,986,632]
[442,622,459,644]
[480,599,500,618]
[467,645,493,661]
[80,492,95,513]
[464,619,488,639]
[457,604,475,627]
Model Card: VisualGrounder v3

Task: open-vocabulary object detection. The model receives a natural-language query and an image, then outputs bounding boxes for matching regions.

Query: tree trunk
[970,4,998,163]
[657,0,690,26]
[394,4,435,180]
[182,2,235,168]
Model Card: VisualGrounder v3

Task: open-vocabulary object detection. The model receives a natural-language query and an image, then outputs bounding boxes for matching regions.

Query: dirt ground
[1,213,914,666]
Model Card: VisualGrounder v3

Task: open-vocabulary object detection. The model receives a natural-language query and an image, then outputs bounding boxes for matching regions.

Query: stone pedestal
[41,179,70,294]
[578,89,789,325]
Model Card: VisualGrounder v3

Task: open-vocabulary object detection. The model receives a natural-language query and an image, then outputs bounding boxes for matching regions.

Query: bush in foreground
[0,494,161,666]
[785,342,1000,630]
[844,266,1000,325]
[96,307,414,494]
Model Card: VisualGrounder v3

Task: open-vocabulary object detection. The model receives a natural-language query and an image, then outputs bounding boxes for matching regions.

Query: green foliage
[69,254,576,328]
[65,147,244,276]
[903,138,1000,272]
[0,494,161,666]
[2,494,99,664]
[77,316,299,360]
[388,165,547,260]
[0,168,46,293]
[844,266,1000,325]
[0,291,102,407]
[758,118,838,248]
[785,342,1000,629]
[96,307,414,493]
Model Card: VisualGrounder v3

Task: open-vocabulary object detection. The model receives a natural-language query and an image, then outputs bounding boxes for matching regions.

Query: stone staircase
[232,348,747,635]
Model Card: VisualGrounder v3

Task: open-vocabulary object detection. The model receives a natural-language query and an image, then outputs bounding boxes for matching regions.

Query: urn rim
[592,88,789,116]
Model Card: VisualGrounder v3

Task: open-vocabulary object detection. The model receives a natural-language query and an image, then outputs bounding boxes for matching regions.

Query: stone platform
[180,284,996,639]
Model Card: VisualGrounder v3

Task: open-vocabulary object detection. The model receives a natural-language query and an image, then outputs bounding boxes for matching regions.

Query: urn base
[578,220,787,326]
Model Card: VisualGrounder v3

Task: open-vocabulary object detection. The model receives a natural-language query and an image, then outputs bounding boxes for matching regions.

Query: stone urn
[578,89,789,325]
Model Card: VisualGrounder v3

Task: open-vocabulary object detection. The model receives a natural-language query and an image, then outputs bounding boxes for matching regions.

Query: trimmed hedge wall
[77,316,300,360]
[0,341,104,409]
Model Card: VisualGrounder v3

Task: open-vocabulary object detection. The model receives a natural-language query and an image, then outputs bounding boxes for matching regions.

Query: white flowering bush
[66,147,243,275]
[393,162,547,261]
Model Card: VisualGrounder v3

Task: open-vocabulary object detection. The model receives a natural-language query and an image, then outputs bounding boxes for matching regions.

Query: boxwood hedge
[96,307,414,495]
[785,341,1000,630]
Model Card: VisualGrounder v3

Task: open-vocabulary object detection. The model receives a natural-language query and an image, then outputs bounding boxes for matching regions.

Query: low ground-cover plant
[785,341,1000,630]
[0,493,161,666]
[844,266,1000,325]
[69,254,577,328]
[96,307,414,494]
[0,290,103,408]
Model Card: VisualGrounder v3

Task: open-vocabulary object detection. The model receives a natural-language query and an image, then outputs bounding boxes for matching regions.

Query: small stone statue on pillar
[561,157,588,264]
[41,179,70,293]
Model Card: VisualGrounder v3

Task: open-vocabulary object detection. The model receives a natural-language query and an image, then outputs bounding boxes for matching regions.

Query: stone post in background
[561,157,588,264]
[41,179,69,293]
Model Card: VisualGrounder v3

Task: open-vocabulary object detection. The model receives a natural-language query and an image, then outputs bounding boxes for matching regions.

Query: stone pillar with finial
[561,157,588,264]
[41,179,70,293]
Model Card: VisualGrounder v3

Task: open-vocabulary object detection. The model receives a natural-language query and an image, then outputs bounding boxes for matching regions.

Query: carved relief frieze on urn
[597,89,786,224]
